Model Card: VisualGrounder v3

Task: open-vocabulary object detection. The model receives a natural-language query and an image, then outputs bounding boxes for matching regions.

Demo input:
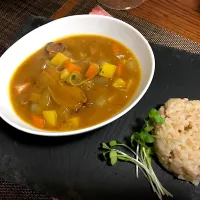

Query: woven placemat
[0,179,52,200]
[66,0,200,54]
[0,0,66,51]
[1,0,200,54]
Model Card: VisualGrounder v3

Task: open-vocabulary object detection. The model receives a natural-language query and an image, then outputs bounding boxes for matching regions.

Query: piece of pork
[45,42,66,58]
[49,83,87,112]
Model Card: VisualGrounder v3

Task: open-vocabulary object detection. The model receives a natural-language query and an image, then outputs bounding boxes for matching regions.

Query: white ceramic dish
[0,15,155,136]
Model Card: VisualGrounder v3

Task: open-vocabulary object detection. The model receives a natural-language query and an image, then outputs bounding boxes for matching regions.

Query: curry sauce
[10,35,141,131]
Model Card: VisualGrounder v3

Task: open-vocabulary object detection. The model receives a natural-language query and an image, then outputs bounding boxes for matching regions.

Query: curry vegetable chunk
[10,35,141,131]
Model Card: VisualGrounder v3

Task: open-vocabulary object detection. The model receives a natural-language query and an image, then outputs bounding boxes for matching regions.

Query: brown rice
[154,98,200,185]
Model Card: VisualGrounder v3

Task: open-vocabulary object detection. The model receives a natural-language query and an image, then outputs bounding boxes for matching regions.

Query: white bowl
[0,15,155,137]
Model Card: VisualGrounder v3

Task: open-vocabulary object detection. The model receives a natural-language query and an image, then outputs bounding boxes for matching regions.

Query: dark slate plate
[1,15,200,200]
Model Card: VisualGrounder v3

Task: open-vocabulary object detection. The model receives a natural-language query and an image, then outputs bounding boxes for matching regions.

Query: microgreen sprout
[100,108,172,200]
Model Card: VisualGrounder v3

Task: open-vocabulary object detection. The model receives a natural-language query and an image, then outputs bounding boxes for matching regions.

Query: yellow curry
[9,35,141,131]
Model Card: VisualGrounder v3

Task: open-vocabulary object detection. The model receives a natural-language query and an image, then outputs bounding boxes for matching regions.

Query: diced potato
[60,69,70,80]
[50,52,68,67]
[112,78,126,88]
[68,117,80,128]
[99,62,117,78]
[43,110,57,126]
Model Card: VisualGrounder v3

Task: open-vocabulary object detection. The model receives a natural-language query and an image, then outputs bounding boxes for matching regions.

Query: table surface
[0,1,200,199]
[52,0,200,44]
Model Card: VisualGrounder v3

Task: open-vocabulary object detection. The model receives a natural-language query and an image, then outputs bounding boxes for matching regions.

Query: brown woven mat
[66,0,200,54]
[0,0,66,50]
[0,179,52,200]
[1,0,200,54]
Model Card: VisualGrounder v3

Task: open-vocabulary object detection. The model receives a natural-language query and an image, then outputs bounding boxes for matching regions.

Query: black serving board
[1,15,200,200]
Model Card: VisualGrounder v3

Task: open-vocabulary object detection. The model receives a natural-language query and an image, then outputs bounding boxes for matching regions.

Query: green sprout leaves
[99,108,172,200]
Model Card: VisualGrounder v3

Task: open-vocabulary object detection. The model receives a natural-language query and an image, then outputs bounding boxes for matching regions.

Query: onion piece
[97,59,110,65]
[81,80,94,90]
[39,90,51,109]
[30,103,42,115]
[72,53,88,63]
[116,54,125,59]
[95,96,106,106]
[93,76,108,85]
[57,106,69,123]
[63,49,73,58]
[20,93,29,105]
[125,58,137,70]
[29,91,42,103]
[68,69,99,86]
[126,79,134,91]
[41,59,51,70]
[60,69,70,81]
[69,72,83,86]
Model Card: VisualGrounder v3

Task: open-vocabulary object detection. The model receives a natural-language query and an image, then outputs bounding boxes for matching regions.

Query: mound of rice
[154,98,200,185]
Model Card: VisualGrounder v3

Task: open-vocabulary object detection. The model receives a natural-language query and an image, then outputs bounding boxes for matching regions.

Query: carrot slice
[32,115,45,128]
[63,61,82,73]
[14,82,31,95]
[85,63,99,78]
[90,46,97,55]
[116,62,122,76]
[112,43,120,54]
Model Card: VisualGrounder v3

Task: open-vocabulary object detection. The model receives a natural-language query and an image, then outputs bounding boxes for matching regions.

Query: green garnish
[71,74,76,80]
[99,68,103,73]
[100,108,172,200]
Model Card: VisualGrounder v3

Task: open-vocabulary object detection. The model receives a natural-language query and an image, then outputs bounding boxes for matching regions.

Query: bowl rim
[0,14,155,137]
